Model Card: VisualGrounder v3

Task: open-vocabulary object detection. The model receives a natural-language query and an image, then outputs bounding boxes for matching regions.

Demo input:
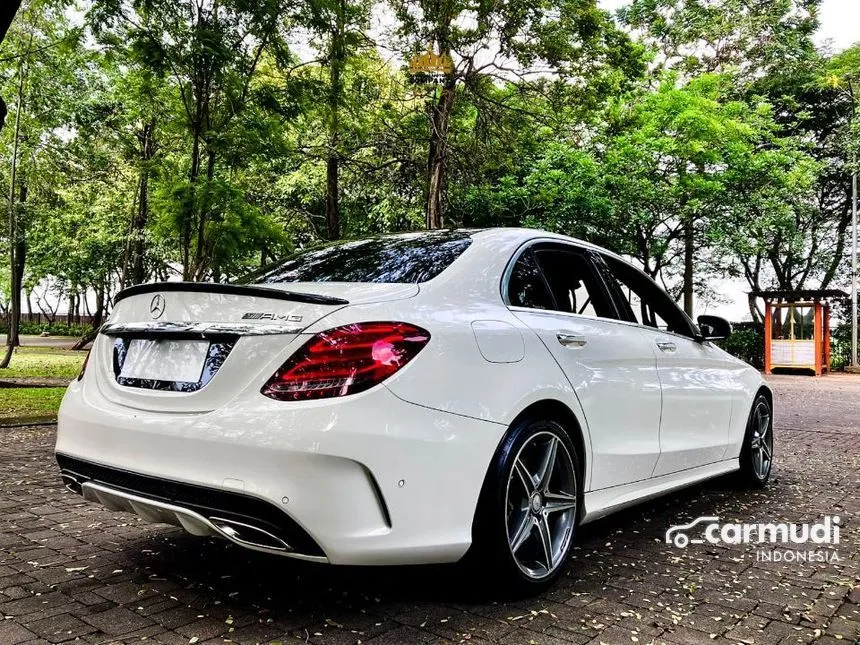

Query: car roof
[466,227,623,261]
[282,227,612,259]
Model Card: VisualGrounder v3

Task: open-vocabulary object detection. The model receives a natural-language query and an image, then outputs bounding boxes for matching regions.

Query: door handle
[557,333,587,348]
[656,340,677,352]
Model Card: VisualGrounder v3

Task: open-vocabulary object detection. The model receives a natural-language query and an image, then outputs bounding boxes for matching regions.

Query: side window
[623,286,673,330]
[532,248,615,318]
[507,249,554,310]
[602,255,695,338]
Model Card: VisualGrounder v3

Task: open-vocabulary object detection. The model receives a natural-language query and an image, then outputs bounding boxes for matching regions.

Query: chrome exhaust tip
[61,473,83,495]
[209,517,292,552]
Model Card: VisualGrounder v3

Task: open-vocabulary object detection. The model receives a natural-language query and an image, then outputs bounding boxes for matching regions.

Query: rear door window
[533,248,616,318]
[507,249,555,310]
[506,243,616,318]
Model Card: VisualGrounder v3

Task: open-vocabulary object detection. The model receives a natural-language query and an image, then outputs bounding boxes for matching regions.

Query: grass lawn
[0,347,81,422]
[0,346,86,380]
[0,387,67,422]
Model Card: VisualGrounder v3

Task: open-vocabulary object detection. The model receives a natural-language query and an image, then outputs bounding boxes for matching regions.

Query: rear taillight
[261,322,430,401]
[77,348,92,381]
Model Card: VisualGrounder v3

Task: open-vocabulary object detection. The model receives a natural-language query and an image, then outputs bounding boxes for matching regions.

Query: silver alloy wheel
[749,400,773,480]
[505,430,577,580]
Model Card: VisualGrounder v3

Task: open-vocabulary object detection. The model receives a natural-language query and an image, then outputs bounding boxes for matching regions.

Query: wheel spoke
[758,409,770,436]
[756,447,764,476]
[509,513,534,554]
[761,441,772,461]
[544,491,577,514]
[514,458,535,494]
[536,513,554,571]
[535,436,558,492]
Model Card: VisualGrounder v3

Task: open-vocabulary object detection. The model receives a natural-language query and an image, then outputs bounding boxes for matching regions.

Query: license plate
[119,339,209,383]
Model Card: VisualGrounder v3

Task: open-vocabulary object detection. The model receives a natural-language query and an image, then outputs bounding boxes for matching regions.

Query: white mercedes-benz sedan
[56,228,773,592]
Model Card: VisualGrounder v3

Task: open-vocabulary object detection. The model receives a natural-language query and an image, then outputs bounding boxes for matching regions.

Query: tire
[738,394,774,487]
[469,417,582,596]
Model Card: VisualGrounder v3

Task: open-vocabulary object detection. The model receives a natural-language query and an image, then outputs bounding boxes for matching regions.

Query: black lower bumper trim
[56,453,324,557]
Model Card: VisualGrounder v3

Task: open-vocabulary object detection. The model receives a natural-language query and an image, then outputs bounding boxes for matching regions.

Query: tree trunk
[747,293,762,324]
[9,181,26,341]
[0,53,26,369]
[72,284,104,351]
[126,120,156,286]
[66,292,75,327]
[426,74,456,230]
[682,217,694,316]
[743,255,763,323]
[182,5,208,282]
[325,155,340,239]
[9,234,24,341]
[192,147,216,280]
[325,1,345,240]
[182,127,202,281]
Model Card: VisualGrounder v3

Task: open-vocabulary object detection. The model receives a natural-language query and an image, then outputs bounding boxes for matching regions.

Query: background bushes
[717,322,764,369]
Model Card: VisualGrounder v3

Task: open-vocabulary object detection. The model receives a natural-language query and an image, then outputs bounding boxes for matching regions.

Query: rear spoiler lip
[114,281,349,306]
[100,321,303,339]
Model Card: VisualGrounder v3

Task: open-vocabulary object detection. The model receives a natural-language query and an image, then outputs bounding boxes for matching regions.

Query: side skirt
[581,459,739,525]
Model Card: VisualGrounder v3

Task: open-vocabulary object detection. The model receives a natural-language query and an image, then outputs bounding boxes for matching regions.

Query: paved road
[0,375,859,644]
[0,336,85,350]
[769,373,860,435]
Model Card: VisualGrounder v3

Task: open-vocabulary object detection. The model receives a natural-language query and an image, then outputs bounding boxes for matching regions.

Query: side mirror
[697,315,732,342]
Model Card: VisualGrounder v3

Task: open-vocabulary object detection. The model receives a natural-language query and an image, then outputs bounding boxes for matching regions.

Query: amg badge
[242,312,303,322]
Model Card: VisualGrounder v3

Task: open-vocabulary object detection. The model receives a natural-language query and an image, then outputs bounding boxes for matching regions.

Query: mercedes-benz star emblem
[149,294,165,319]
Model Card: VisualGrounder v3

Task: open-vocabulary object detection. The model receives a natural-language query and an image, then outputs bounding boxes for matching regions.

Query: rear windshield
[249,231,472,284]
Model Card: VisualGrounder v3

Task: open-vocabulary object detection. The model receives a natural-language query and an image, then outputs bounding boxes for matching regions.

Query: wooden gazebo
[751,289,847,376]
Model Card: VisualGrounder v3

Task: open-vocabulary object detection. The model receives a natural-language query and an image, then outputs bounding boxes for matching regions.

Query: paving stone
[24,612,97,643]
[93,581,157,605]
[174,616,227,641]
[660,625,724,644]
[0,621,38,645]
[825,615,860,640]
[149,605,200,629]
[0,592,75,617]
[360,625,434,644]
[80,605,153,635]
[501,625,580,645]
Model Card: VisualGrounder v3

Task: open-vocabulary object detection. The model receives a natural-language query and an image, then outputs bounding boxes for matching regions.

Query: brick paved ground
[1,374,859,645]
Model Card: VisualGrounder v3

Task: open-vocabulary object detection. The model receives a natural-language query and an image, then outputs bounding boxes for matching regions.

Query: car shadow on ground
[111,470,775,613]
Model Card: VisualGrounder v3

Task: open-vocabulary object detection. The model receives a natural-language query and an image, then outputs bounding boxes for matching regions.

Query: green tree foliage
[460,73,821,314]
[827,45,859,174]
[620,0,819,77]
[0,0,855,362]
[0,0,86,364]
[294,0,373,239]
[91,0,293,281]
[389,0,646,228]
[602,74,820,313]
[611,0,832,315]
[725,51,858,320]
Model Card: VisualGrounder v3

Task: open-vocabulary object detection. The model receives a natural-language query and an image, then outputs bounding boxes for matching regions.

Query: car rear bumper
[56,455,328,559]
[55,379,506,566]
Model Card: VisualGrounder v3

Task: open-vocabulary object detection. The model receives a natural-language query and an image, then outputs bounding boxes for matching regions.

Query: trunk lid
[92,281,417,413]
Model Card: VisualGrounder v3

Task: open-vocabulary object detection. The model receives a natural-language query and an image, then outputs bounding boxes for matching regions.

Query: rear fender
[306,300,595,491]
